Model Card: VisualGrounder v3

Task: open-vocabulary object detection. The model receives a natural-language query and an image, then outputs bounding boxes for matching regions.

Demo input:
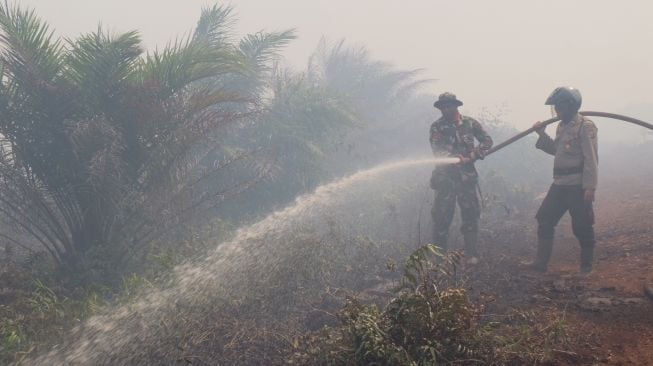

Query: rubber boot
[524,237,553,273]
[463,231,479,264]
[579,245,594,274]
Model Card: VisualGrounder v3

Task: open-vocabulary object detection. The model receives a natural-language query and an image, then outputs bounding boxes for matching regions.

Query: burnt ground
[467,169,653,365]
[3,148,652,365]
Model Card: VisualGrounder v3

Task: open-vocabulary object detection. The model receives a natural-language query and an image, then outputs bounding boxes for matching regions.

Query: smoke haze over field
[4,2,653,364]
[19,0,653,131]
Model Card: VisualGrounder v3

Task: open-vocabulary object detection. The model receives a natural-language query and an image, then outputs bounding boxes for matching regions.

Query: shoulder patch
[587,127,597,139]
[582,121,597,139]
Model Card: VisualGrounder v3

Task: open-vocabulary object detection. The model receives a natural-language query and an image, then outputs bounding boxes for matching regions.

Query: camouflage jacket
[429,115,493,184]
[535,113,598,190]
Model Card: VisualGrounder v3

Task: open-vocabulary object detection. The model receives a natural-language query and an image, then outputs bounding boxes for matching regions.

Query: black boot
[523,238,553,273]
[580,245,594,274]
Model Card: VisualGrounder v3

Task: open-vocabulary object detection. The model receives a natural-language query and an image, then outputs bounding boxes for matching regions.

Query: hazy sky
[17,0,653,129]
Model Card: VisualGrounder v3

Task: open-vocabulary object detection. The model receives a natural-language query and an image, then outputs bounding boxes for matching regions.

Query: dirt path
[468,171,653,365]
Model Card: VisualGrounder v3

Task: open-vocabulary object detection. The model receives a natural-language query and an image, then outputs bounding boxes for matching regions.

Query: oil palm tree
[213,39,433,219]
[0,2,293,279]
[306,39,434,167]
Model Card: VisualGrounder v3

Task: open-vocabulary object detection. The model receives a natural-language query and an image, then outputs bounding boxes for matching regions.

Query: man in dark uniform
[526,86,598,274]
[429,92,493,264]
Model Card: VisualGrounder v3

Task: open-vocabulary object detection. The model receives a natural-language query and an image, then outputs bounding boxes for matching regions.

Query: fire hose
[483,111,653,158]
[419,111,653,258]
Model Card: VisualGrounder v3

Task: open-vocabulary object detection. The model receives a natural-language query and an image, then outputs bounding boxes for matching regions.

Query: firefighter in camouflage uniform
[429,92,493,264]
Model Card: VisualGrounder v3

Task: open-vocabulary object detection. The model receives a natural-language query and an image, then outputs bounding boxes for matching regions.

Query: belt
[553,165,583,176]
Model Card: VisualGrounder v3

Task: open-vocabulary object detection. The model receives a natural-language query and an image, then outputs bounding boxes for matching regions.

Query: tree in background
[0,3,293,282]
[308,39,433,164]
[213,39,432,220]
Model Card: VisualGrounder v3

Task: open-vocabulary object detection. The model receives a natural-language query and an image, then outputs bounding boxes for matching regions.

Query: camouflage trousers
[430,173,480,255]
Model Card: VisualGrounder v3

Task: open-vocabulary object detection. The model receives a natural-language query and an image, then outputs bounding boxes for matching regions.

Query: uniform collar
[561,113,582,125]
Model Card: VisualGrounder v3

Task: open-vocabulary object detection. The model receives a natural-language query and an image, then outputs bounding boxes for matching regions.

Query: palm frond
[239,29,295,72]
[231,29,296,97]
[138,88,252,186]
[64,26,142,112]
[0,152,71,261]
[193,4,235,47]
[0,1,63,86]
[138,36,244,99]
[368,68,434,104]
[266,66,360,153]
[0,61,12,118]
[0,2,71,175]
[392,76,435,101]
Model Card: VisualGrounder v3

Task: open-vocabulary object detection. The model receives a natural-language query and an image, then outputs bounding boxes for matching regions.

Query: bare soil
[469,171,653,365]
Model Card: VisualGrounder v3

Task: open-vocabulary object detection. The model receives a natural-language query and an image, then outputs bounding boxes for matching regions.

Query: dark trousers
[536,184,595,248]
[431,177,480,254]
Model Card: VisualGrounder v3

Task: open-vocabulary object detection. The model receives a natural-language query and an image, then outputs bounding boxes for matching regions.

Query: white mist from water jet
[27,156,458,366]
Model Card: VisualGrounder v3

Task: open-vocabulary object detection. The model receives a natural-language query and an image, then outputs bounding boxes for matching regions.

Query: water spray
[483,111,653,159]
[26,156,457,366]
[24,112,653,365]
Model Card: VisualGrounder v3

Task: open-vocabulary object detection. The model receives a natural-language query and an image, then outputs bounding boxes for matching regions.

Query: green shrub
[291,245,483,365]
